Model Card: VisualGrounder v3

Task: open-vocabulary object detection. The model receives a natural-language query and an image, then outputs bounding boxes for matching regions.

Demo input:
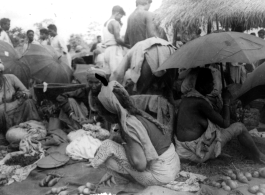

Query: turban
[87,66,107,80]
[0,59,4,71]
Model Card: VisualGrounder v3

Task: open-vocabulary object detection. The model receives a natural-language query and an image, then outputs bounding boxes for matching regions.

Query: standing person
[47,24,71,68]
[39,28,50,45]
[22,30,40,53]
[102,5,129,75]
[90,35,102,52]
[124,0,156,48]
[0,18,13,47]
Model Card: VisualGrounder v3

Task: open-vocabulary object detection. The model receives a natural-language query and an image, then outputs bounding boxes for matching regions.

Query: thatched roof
[155,0,265,30]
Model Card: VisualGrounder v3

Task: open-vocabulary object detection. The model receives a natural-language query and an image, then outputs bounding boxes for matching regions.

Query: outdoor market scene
[2,0,265,194]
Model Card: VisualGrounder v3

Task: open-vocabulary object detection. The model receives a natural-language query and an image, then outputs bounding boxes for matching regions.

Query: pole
[216,15,219,31]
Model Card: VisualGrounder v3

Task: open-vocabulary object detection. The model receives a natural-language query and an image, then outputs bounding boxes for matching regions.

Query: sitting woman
[56,67,108,130]
[0,61,40,142]
[89,78,180,188]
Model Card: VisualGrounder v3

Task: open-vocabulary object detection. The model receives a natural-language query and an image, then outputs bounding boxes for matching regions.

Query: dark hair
[47,24,57,32]
[27,30,34,35]
[97,35,101,39]
[96,86,167,134]
[136,0,152,6]
[195,68,213,91]
[112,5,126,16]
[0,18,10,27]
[40,28,49,35]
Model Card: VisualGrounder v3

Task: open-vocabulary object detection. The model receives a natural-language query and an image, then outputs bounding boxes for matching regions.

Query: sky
[0,0,163,42]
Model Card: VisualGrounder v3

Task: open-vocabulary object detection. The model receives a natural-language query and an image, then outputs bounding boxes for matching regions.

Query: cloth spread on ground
[6,120,47,148]
[163,171,207,192]
[91,140,180,186]
[111,37,175,87]
[130,95,174,129]
[98,81,159,162]
[0,137,44,185]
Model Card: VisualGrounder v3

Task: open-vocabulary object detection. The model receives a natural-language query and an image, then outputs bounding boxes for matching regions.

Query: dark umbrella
[0,40,30,88]
[157,32,265,71]
[20,44,73,83]
[232,62,265,106]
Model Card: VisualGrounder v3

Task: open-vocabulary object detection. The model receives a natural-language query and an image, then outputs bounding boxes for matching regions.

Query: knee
[234,122,247,134]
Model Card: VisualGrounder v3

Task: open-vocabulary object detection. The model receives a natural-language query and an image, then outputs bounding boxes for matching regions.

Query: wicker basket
[34,83,86,104]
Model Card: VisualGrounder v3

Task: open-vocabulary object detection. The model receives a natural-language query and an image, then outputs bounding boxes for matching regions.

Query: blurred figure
[22,30,40,53]
[90,35,102,52]
[124,0,156,47]
[175,35,183,49]
[39,28,50,45]
[250,33,256,36]
[48,24,72,68]
[0,18,13,47]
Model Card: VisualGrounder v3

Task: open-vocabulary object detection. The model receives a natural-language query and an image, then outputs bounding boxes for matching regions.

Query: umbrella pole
[220,63,225,90]
[216,15,219,31]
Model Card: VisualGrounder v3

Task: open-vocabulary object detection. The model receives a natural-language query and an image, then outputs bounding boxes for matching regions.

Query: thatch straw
[155,0,265,30]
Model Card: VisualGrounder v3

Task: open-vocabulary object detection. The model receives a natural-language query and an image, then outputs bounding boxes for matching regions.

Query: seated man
[174,68,265,164]
[0,60,40,144]
[56,67,108,130]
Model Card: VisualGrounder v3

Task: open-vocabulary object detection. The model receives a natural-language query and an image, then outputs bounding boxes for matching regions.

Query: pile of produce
[206,166,265,194]
[77,182,97,195]
[40,172,64,187]
[5,154,39,167]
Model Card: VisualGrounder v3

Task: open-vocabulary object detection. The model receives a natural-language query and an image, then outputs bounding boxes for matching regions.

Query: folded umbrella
[20,44,73,83]
[0,40,30,88]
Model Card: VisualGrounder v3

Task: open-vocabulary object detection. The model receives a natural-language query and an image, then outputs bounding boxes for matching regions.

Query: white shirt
[0,30,13,47]
[50,35,68,55]
[39,39,50,46]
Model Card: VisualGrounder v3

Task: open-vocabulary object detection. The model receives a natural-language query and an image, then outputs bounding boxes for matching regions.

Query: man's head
[47,24,57,37]
[97,35,102,43]
[136,0,152,11]
[0,18,11,31]
[112,5,126,21]
[26,30,34,43]
[195,68,214,96]
[40,28,49,40]
[258,29,265,39]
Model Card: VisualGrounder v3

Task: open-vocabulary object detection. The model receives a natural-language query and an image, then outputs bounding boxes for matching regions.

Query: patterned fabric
[91,140,180,186]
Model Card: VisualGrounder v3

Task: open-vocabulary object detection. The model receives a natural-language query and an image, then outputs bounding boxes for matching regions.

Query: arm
[124,27,130,46]
[56,88,86,115]
[58,36,68,54]
[111,21,130,49]
[198,98,230,128]
[146,12,157,38]
[122,131,147,172]
[10,75,30,98]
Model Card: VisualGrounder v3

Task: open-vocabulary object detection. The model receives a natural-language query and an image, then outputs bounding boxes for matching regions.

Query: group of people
[0,0,265,191]
[0,18,71,68]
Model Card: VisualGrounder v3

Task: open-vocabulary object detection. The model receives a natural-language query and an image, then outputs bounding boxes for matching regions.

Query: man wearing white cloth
[102,6,129,75]
[0,18,13,47]
[48,24,72,68]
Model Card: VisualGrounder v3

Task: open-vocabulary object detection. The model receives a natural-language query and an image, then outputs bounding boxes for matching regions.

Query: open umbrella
[20,44,72,83]
[157,32,265,71]
[0,40,30,88]
[232,62,265,106]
